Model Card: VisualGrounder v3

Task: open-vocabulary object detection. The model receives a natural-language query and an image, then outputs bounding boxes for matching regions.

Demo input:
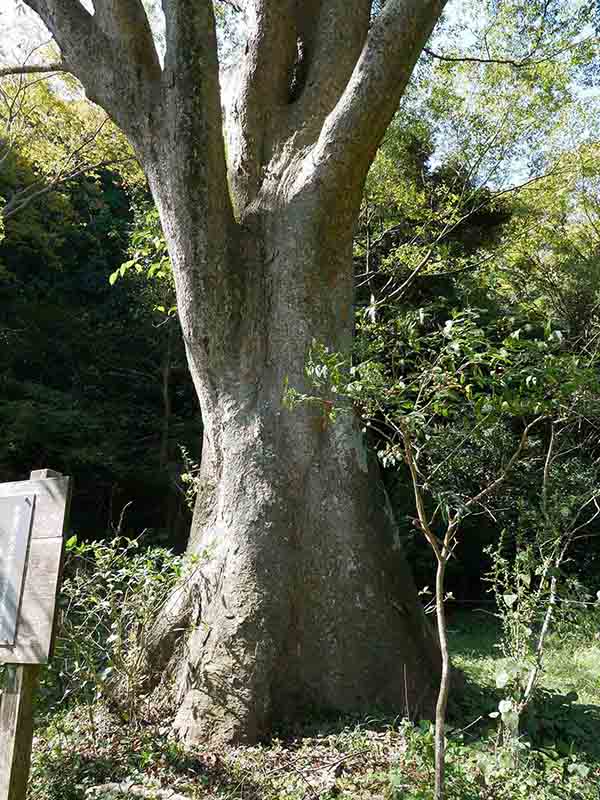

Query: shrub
[42,535,194,723]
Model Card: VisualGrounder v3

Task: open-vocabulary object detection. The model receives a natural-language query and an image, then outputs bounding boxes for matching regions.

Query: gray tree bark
[19,0,447,745]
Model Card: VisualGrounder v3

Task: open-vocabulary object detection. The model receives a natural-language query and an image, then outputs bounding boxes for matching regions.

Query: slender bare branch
[541,420,554,524]
[399,422,443,562]
[465,416,545,515]
[522,569,557,708]
[567,491,600,538]
[424,36,596,69]
[0,63,68,78]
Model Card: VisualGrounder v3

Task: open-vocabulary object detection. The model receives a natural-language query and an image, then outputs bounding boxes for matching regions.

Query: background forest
[0,81,200,543]
[1,0,600,798]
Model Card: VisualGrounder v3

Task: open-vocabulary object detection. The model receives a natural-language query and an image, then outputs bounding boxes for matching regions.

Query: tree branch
[224,0,299,210]
[22,0,104,76]
[290,0,371,131]
[22,0,160,143]
[142,0,235,368]
[424,36,596,70]
[309,0,447,192]
[465,416,545,515]
[425,47,536,68]
[400,422,443,562]
[93,0,161,80]
[541,420,554,524]
[0,63,68,78]
[156,0,232,228]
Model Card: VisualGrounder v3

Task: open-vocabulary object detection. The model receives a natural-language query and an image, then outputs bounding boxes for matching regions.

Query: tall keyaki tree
[6,0,447,744]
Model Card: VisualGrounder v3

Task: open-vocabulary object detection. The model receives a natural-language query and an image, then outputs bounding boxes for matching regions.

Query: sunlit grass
[448,608,600,707]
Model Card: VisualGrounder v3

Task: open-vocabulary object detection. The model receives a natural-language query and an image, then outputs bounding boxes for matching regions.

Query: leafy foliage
[46,535,194,722]
[0,145,200,538]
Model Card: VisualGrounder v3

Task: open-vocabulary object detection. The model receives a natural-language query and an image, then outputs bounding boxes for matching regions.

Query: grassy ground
[448,609,600,773]
[29,609,600,800]
[449,608,600,706]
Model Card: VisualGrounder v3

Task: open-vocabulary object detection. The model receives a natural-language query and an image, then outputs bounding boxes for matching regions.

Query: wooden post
[0,665,40,800]
[0,469,70,800]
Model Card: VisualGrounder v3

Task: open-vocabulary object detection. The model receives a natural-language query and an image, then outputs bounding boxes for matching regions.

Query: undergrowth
[27,608,600,800]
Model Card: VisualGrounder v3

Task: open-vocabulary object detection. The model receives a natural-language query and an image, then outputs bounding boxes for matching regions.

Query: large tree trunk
[175,413,440,745]
[151,189,440,745]
[20,0,447,749]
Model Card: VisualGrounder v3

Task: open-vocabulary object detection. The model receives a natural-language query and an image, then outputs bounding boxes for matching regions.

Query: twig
[424,36,595,70]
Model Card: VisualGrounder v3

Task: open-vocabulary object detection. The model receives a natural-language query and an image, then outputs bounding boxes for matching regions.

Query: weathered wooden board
[0,497,34,647]
[0,473,71,664]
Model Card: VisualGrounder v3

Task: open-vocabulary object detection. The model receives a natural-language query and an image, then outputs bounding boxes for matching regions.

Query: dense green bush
[42,536,195,723]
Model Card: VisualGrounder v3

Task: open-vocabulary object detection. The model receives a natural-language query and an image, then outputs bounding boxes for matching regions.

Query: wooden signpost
[0,469,71,800]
